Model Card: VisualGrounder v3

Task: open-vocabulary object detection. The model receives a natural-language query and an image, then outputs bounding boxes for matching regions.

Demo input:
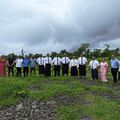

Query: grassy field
[0,72,120,120]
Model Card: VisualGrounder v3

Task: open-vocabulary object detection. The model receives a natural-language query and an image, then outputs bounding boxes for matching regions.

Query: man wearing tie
[78,54,87,79]
[37,54,45,75]
[70,56,78,76]
[53,55,62,76]
[89,57,99,80]
[44,53,52,76]
[61,53,70,76]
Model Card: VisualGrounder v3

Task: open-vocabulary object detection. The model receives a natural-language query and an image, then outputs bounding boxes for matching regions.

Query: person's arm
[68,57,70,63]
[11,60,15,67]
[28,59,31,66]
[77,58,79,64]
[109,60,111,71]
[86,58,88,64]
[69,61,71,69]
[44,58,46,66]
[96,61,100,71]
[106,62,109,71]
[50,57,52,66]
[6,60,10,67]
[60,58,62,65]
[6,60,9,66]
[117,60,119,69]
[36,58,38,64]
[61,58,63,64]
[52,58,55,66]
[77,60,79,68]
[119,62,120,71]
[89,61,91,71]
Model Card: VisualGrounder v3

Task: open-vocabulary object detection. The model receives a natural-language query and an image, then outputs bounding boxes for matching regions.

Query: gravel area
[0,99,57,120]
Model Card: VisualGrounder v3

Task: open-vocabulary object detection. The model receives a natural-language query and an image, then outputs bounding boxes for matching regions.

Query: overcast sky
[0,0,120,55]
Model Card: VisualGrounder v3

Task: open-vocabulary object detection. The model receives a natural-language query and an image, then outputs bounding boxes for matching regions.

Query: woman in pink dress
[0,56,6,77]
[100,58,108,82]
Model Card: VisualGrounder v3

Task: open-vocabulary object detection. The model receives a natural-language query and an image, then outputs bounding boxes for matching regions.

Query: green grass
[0,74,120,120]
[57,105,80,120]
[82,95,120,120]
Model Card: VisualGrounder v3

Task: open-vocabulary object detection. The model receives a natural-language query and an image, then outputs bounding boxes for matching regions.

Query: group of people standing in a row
[0,53,120,83]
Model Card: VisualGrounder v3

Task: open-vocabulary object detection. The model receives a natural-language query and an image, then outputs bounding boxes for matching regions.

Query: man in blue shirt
[110,55,119,83]
[23,55,30,77]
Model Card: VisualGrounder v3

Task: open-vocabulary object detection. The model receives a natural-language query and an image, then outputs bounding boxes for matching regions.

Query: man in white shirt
[70,56,78,76]
[15,56,23,77]
[78,54,87,79]
[61,53,70,76]
[37,54,45,76]
[44,53,52,76]
[53,55,62,76]
[110,55,119,83]
[89,57,99,80]
[118,60,120,80]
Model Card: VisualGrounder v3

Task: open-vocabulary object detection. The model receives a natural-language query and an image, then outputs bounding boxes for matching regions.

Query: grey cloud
[0,0,120,54]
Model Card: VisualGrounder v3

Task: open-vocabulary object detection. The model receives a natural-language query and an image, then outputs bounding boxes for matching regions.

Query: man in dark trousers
[7,55,15,76]
[53,55,62,76]
[61,53,70,76]
[78,54,87,79]
[15,56,23,77]
[23,55,30,77]
[118,60,120,81]
[30,56,37,75]
[89,57,99,80]
[44,54,52,76]
[70,56,78,76]
[37,54,45,75]
[110,55,119,84]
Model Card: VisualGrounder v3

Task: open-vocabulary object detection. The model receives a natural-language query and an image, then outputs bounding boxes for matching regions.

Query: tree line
[1,43,120,59]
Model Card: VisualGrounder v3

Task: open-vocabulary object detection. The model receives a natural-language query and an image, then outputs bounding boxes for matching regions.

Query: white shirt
[62,57,70,64]
[118,61,120,71]
[44,57,52,65]
[37,57,44,65]
[78,57,87,65]
[53,57,62,65]
[16,58,23,68]
[70,59,78,68]
[89,60,99,69]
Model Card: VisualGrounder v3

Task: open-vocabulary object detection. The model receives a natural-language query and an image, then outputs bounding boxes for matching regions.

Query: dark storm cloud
[0,0,120,54]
